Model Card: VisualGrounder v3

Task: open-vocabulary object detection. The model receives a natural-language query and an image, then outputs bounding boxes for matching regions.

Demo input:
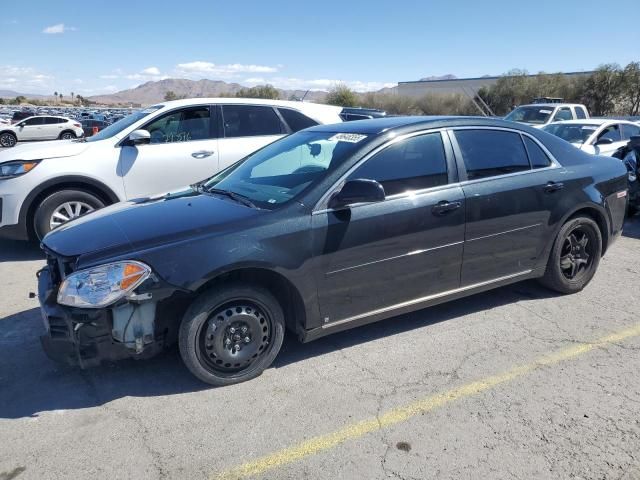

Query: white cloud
[0,65,54,93]
[141,66,161,76]
[42,23,76,34]
[175,61,278,79]
[244,76,395,92]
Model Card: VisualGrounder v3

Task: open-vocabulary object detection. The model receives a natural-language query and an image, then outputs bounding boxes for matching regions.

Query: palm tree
[53,91,58,104]
[71,92,75,104]
[59,93,63,103]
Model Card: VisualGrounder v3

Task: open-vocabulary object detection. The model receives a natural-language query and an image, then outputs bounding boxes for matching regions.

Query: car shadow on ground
[0,239,44,262]
[0,280,558,419]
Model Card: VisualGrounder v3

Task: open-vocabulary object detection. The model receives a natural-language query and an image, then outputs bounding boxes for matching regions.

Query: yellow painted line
[212,323,640,480]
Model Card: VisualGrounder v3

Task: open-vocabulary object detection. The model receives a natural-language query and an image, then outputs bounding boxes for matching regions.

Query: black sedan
[37,117,628,385]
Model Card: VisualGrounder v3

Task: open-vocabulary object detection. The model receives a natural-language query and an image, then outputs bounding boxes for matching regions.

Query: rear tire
[59,131,76,140]
[33,189,104,240]
[179,283,285,386]
[0,132,17,147]
[538,216,602,294]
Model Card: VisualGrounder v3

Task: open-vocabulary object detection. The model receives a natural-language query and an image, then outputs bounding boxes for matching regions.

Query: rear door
[42,117,63,139]
[217,105,286,171]
[118,105,220,198]
[313,131,465,325]
[450,128,565,286]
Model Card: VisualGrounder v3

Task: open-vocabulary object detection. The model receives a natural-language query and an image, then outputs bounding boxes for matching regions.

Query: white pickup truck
[504,103,590,128]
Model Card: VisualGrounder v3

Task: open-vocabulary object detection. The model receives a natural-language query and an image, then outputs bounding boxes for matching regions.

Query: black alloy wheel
[559,226,594,280]
[539,216,602,294]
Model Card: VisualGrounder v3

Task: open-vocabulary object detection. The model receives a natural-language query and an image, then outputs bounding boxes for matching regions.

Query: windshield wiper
[199,186,258,209]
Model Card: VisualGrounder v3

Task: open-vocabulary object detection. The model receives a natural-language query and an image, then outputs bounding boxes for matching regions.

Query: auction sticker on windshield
[329,133,368,143]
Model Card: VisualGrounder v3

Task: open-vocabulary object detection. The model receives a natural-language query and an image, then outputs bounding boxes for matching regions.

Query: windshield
[83,106,162,142]
[505,106,555,125]
[203,131,369,209]
[543,123,598,144]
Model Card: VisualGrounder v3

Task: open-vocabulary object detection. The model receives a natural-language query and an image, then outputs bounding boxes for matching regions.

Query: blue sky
[1,0,639,96]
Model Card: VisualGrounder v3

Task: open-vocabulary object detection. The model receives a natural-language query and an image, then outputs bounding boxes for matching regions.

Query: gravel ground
[1,217,639,480]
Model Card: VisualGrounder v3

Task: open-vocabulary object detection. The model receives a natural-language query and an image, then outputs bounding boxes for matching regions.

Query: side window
[622,123,640,140]
[598,124,622,143]
[23,117,44,126]
[523,136,551,169]
[455,129,530,180]
[144,107,211,144]
[575,106,587,119]
[347,132,448,196]
[223,105,283,138]
[277,108,318,132]
[553,107,573,122]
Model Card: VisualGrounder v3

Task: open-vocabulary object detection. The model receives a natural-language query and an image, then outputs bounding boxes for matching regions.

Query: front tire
[539,216,602,294]
[33,189,105,240]
[179,284,285,386]
[0,132,17,147]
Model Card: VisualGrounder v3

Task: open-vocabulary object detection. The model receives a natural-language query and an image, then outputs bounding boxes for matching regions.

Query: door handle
[544,181,565,193]
[191,150,214,159]
[432,200,462,216]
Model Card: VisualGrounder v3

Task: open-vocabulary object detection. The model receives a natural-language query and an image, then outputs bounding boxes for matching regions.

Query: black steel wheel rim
[559,225,594,280]
[197,300,272,375]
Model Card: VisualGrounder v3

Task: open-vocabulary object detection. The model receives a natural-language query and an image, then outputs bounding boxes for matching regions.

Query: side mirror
[329,179,385,210]
[127,129,151,145]
[596,137,614,146]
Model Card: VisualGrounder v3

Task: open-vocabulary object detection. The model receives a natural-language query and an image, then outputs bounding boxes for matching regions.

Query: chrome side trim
[322,269,532,329]
[326,241,464,276]
[467,223,542,242]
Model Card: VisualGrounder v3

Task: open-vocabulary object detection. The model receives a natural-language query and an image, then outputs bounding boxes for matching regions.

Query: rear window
[222,105,284,138]
[277,108,318,132]
[455,129,530,180]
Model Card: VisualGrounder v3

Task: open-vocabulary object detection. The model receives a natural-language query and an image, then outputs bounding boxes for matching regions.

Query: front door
[117,105,219,198]
[217,104,285,171]
[313,131,465,325]
[16,117,45,140]
[451,128,566,286]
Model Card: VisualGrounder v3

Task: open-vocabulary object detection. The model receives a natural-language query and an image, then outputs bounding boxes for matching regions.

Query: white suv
[0,116,84,147]
[0,98,342,240]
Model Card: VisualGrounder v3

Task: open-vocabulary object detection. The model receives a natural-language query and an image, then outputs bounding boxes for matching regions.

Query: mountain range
[87,79,340,105]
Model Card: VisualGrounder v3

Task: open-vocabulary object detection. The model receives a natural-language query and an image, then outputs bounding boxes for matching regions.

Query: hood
[0,139,91,162]
[42,189,264,260]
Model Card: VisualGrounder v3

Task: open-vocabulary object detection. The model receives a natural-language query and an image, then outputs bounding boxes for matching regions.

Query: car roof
[518,103,584,108]
[307,115,527,135]
[550,118,634,126]
[153,97,341,112]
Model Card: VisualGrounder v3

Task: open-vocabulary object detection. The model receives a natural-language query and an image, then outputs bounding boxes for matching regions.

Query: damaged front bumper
[37,264,176,368]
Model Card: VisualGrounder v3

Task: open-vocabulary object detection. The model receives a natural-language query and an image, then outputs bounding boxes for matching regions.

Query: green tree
[0,97,5,105]
[325,83,359,107]
[15,95,26,104]
[235,84,280,99]
[164,90,178,101]
[621,62,640,116]
[580,64,624,116]
[53,91,58,104]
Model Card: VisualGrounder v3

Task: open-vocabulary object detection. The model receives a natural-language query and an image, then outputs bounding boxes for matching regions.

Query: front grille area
[47,315,70,339]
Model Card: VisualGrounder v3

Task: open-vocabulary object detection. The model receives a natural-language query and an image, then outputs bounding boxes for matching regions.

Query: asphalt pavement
[1,218,640,480]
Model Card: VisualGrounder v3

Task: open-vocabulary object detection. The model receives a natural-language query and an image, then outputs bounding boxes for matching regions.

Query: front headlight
[0,160,40,178]
[57,261,152,308]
